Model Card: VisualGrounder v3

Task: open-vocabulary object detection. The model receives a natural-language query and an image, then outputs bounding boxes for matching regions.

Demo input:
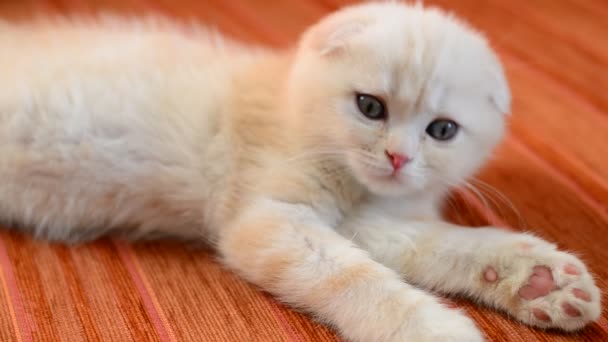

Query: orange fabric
[0,0,606,341]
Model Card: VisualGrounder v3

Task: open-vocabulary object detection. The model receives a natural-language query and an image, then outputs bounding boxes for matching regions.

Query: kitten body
[0,3,601,341]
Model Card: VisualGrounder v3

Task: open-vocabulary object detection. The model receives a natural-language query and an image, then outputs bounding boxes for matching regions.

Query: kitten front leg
[338,216,601,331]
[218,198,484,342]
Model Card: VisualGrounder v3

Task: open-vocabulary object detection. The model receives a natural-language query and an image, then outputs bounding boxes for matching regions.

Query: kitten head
[287,2,510,198]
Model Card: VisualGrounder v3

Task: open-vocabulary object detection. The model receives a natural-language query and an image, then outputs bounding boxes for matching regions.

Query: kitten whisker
[468,178,525,229]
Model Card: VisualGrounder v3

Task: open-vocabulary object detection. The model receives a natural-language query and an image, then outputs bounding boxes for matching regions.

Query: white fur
[0,2,600,341]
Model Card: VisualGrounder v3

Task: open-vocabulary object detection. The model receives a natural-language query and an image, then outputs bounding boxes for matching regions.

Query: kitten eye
[356,94,386,120]
[426,119,459,141]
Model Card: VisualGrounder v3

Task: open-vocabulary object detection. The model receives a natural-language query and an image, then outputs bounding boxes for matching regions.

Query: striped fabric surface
[0,0,607,341]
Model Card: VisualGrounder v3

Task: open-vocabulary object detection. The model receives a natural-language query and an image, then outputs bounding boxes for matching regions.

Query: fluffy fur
[0,2,601,341]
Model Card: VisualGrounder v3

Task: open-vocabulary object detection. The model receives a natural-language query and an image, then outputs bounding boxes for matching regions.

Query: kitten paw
[482,237,601,331]
[397,301,484,342]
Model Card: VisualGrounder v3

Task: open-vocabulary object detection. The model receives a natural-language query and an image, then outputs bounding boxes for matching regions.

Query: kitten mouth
[388,173,404,183]
[373,171,403,183]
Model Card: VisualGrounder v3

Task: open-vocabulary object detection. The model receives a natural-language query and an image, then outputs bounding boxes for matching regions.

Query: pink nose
[385,151,410,171]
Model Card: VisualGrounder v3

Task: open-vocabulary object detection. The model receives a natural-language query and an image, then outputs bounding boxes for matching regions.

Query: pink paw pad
[532,308,551,322]
[572,288,591,302]
[483,267,498,283]
[564,264,580,275]
[562,303,582,317]
[518,266,555,300]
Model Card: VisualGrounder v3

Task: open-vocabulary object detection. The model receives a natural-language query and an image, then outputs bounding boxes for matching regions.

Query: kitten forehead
[302,2,510,115]
[373,8,497,106]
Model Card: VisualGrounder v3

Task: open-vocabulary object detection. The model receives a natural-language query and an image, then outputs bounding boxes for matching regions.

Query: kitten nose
[385,151,410,171]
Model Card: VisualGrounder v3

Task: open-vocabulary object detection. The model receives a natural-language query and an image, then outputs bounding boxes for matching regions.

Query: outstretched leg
[218,198,484,342]
[338,213,601,331]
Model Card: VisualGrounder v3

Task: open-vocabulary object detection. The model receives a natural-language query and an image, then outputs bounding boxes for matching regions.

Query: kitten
[0,2,601,341]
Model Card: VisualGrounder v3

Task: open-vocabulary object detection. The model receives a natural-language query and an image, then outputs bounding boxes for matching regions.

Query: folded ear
[490,66,511,115]
[491,88,511,115]
[300,11,371,57]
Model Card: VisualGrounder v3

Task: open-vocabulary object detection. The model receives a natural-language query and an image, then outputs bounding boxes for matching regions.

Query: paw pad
[564,264,580,275]
[572,288,591,302]
[518,266,555,300]
[562,303,582,317]
[483,267,498,282]
[532,308,551,322]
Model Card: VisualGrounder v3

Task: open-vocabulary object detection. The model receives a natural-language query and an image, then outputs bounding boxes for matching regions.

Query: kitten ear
[319,24,365,56]
[301,14,370,56]
[489,83,511,115]
[488,58,511,115]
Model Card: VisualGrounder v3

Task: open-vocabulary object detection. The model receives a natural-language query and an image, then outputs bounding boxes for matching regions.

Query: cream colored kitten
[0,3,601,341]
